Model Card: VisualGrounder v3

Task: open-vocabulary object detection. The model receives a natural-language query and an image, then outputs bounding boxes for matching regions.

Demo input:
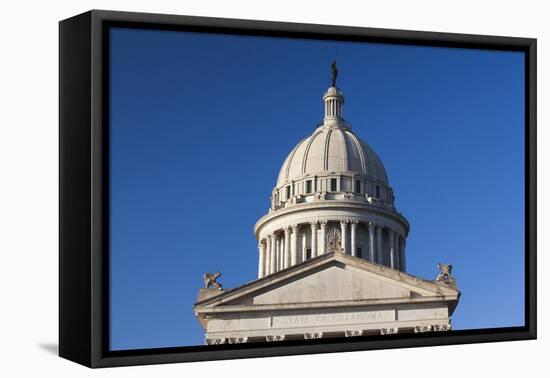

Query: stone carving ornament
[326,227,342,252]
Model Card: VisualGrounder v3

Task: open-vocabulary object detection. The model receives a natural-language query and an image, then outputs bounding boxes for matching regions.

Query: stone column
[284,227,291,269]
[278,237,283,271]
[269,234,276,274]
[265,237,272,276]
[389,230,396,269]
[394,233,400,270]
[278,235,282,271]
[274,235,279,273]
[400,236,407,271]
[368,222,375,262]
[350,221,358,257]
[319,221,327,255]
[302,231,307,262]
[274,236,278,273]
[310,222,318,258]
[340,220,348,254]
[290,225,298,266]
[258,241,266,278]
[376,226,383,264]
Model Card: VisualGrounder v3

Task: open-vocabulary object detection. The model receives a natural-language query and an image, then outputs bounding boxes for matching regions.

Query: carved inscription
[272,310,393,328]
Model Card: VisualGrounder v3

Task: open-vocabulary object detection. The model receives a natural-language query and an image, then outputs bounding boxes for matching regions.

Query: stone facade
[194,68,460,344]
[194,252,459,343]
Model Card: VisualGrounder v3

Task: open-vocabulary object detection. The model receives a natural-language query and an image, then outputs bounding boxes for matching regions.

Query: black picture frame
[59,9,537,368]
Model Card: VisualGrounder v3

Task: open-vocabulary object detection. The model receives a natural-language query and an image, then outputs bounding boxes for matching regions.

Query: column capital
[227,337,248,344]
[283,226,291,235]
[304,332,323,339]
[368,221,375,231]
[350,220,358,228]
[380,328,399,335]
[319,220,328,228]
[340,220,349,227]
[266,335,286,342]
[205,338,226,345]
[414,325,432,333]
[310,221,318,229]
[291,224,299,232]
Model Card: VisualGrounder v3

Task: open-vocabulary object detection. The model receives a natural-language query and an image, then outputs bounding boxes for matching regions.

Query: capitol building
[194,64,460,345]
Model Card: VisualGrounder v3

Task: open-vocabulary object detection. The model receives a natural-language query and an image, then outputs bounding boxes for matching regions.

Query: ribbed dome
[255,65,409,281]
[276,125,389,188]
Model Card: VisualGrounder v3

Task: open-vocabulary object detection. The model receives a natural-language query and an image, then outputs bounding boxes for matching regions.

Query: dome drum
[271,173,394,211]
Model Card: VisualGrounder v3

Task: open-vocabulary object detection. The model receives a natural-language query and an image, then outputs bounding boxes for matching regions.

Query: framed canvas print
[59,10,536,368]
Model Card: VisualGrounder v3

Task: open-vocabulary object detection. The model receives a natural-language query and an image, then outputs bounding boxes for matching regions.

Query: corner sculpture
[203,272,223,290]
[436,263,454,285]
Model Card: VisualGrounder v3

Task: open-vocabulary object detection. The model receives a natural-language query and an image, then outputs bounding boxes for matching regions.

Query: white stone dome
[270,85,394,209]
[254,69,409,281]
[276,126,389,188]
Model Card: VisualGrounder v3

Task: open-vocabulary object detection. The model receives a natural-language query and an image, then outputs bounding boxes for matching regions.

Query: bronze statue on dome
[331,60,338,87]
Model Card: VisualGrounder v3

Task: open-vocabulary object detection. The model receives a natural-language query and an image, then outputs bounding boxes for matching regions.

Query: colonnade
[258,220,406,278]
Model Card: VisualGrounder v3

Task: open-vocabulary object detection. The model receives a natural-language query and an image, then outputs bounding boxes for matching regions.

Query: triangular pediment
[240,263,420,305]
[195,252,459,310]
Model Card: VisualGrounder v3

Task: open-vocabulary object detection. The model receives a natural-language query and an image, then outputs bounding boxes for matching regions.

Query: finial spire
[331,60,338,87]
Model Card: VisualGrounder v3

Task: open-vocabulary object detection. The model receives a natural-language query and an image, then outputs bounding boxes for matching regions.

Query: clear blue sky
[109,27,525,350]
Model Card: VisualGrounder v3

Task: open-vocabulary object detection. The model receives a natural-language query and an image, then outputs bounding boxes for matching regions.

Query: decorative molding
[304,332,323,339]
[414,325,432,333]
[380,328,399,335]
[326,227,342,253]
[344,330,363,337]
[266,335,286,342]
[205,338,226,345]
[227,337,248,344]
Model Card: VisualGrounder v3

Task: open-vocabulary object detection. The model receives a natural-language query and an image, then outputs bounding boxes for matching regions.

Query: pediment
[240,264,419,305]
[195,252,459,310]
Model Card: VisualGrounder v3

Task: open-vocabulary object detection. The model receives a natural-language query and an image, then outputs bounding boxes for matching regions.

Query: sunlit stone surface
[194,66,460,344]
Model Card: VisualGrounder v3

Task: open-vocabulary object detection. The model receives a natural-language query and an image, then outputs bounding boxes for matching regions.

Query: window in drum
[306,180,312,194]
[330,178,337,192]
